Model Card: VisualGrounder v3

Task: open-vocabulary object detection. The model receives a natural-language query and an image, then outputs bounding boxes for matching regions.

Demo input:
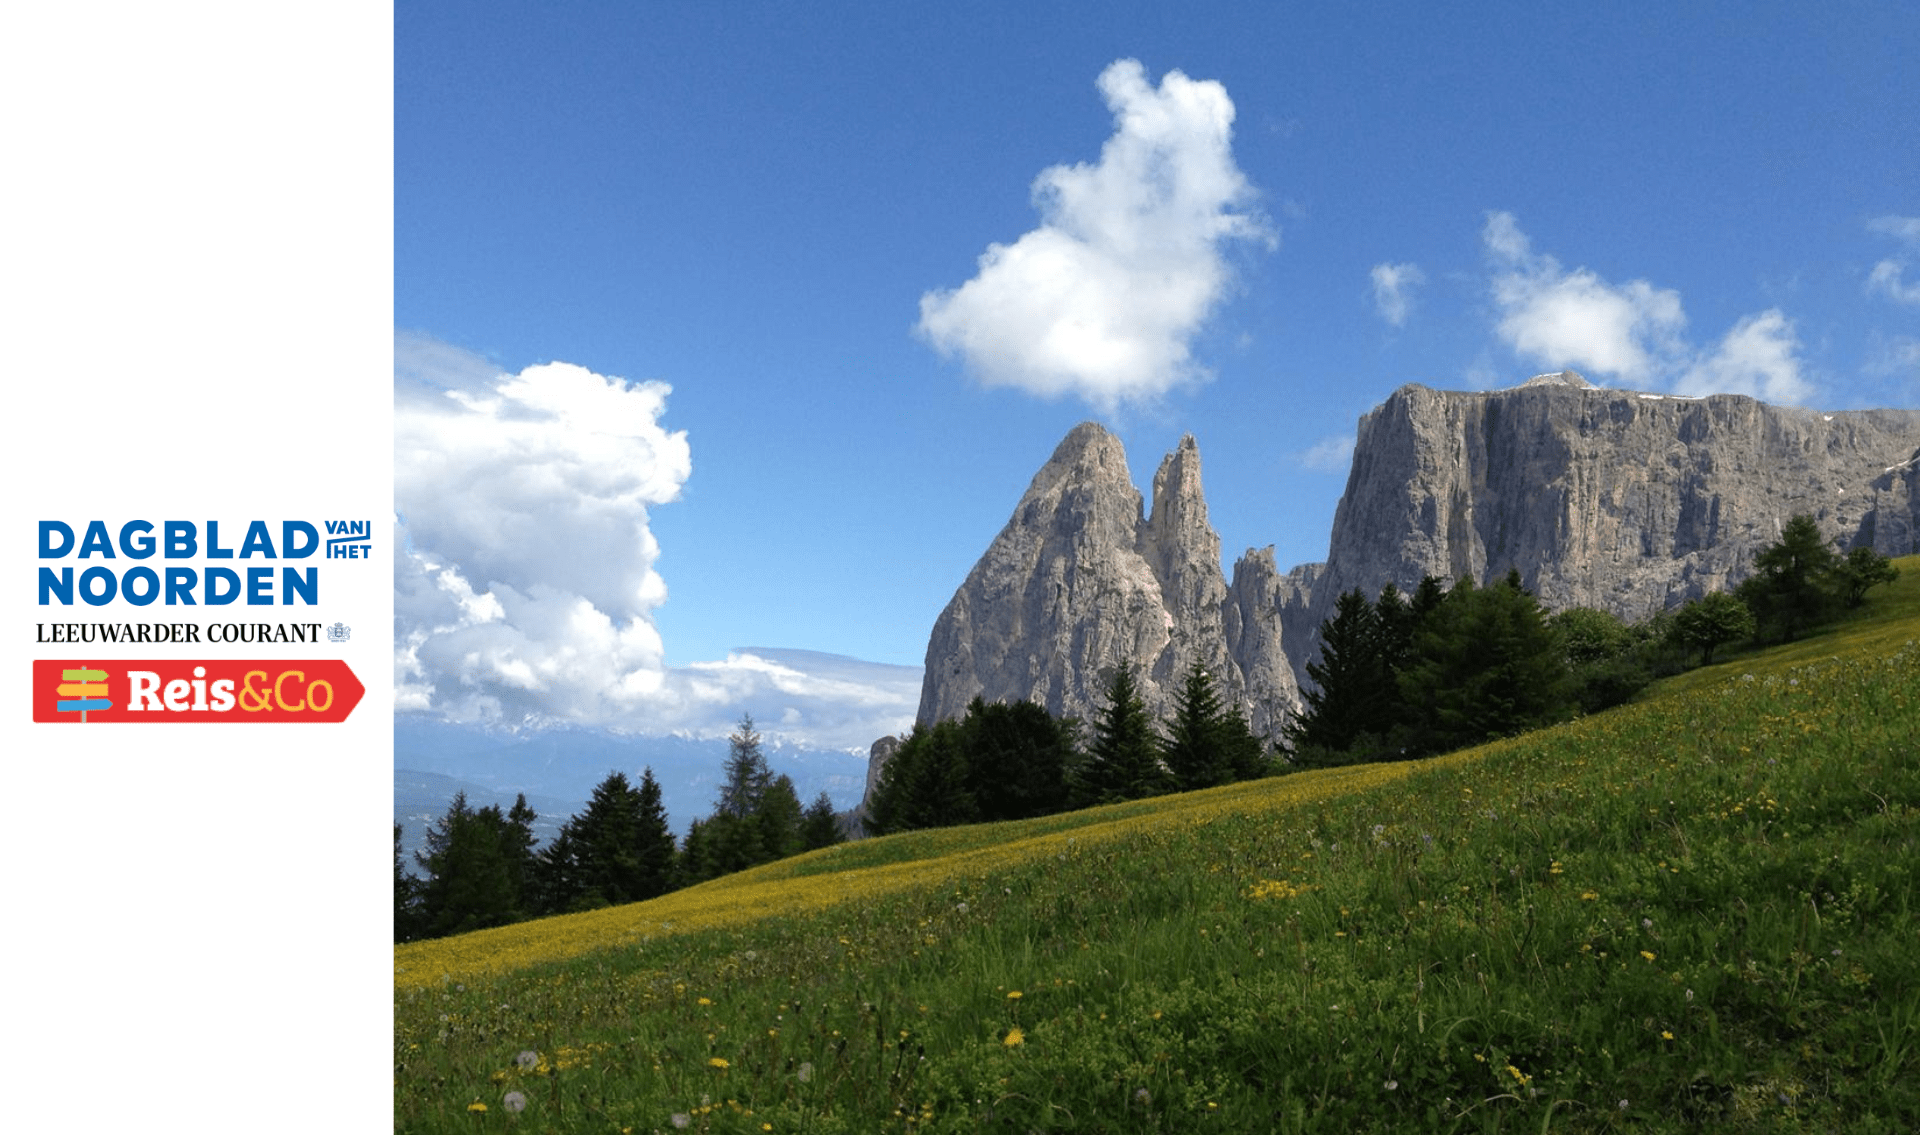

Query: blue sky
[397,1,1919,745]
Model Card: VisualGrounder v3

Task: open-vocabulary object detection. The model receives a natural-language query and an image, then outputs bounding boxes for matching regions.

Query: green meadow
[396,558,1920,1133]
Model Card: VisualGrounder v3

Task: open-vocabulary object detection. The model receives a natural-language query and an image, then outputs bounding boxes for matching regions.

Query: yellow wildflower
[1003,1027,1024,1047]
[1641,951,1657,962]
[709,1057,730,1069]
[466,1102,488,1112]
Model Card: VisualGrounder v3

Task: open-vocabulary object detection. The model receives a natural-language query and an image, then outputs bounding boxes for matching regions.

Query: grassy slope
[397,558,1920,1133]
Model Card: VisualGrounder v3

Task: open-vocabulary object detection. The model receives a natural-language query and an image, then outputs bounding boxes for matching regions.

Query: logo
[327,621,351,643]
[56,666,112,720]
[32,659,365,723]
[324,520,374,560]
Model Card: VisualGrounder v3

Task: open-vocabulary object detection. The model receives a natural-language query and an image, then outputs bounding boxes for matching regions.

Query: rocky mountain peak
[916,425,1298,737]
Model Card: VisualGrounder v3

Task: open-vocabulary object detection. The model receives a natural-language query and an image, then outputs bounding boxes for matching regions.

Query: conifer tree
[1074,662,1169,805]
[800,791,844,851]
[414,792,520,937]
[1397,572,1572,756]
[1737,514,1840,642]
[716,714,773,818]
[1283,588,1392,762]
[1161,662,1233,792]
[632,768,677,900]
[757,773,805,861]
[959,697,1075,821]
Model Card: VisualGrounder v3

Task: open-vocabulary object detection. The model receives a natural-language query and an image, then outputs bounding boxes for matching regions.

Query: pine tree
[1074,662,1169,805]
[632,768,678,901]
[800,792,844,850]
[1283,588,1391,762]
[1161,662,1229,792]
[1737,514,1840,642]
[757,773,805,862]
[1397,572,1573,756]
[414,792,520,937]
[959,698,1075,822]
[716,714,772,818]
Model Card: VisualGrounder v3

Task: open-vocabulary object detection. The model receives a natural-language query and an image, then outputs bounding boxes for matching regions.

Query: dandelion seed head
[671,1114,691,1129]
[1383,1079,1398,1091]
[503,1091,527,1113]
[515,1049,538,1071]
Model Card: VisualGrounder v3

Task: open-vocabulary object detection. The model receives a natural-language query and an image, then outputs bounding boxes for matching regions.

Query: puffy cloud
[1482,213,1811,404]
[1867,214,1920,306]
[1369,262,1424,327]
[1299,433,1355,472]
[395,333,690,723]
[917,59,1271,412]
[1675,309,1812,404]
[1484,211,1686,385]
[394,334,920,748]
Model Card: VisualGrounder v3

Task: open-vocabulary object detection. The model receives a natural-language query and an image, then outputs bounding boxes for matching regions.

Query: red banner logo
[32,659,364,723]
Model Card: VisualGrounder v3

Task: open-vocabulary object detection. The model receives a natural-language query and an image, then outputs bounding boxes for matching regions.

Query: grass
[396,558,1920,1133]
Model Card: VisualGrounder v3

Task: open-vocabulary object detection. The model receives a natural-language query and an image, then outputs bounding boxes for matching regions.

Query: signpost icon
[56,666,111,721]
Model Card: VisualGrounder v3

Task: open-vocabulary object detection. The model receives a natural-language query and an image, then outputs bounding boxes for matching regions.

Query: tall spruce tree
[1283,588,1393,763]
[716,714,773,818]
[1160,662,1263,791]
[959,697,1075,821]
[1074,662,1169,805]
[414,792,521,937]
[800,791,843,850]
[632,768,678,900]
[1397,572,1573,756]
[1737,514,1840,642]
[757,773,805,862]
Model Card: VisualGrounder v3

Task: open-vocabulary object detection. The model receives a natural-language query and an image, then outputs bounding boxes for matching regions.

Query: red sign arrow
[33,659,366,723]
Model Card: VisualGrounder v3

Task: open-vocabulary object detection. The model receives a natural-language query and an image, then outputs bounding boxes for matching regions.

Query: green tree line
[1282,514,1898,767]
[395,715,843,942]
[864,659,1273,836]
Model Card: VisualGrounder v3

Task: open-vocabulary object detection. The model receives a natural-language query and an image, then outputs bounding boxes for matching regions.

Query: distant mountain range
[395,717,869,867]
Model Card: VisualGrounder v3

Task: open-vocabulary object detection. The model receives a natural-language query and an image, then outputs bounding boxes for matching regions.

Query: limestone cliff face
[1279,373,1920,677]
[917,424,1298,738]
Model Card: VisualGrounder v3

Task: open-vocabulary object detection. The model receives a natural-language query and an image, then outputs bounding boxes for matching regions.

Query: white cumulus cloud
[1675,309,1812,404]
[394,333,691,724]
[917,59,1271,413]
[1482,213,1812,404]
[1369,262,1424,326]
[1867,214,1920,306]
[1484,211,1686,385]
[393,334,921,748]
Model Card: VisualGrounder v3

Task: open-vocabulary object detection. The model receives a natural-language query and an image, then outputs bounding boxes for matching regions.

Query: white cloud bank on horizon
[1369,262,1424,327]
[1867,215,1920,306]
[917,59,1271,413]
[1483,212,1812,404]
[394,333,919,750]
